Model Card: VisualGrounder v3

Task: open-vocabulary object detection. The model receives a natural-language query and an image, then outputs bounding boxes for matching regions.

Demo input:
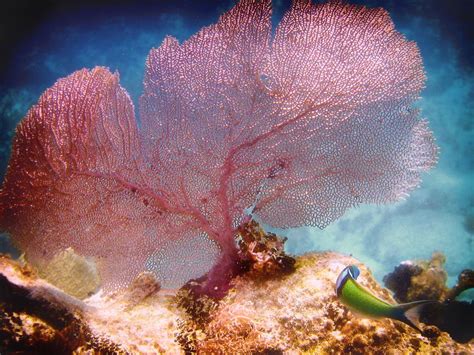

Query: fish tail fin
[393,300,437,332]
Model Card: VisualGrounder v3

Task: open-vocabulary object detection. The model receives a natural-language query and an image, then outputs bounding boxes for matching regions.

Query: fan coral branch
[0,0,437,295]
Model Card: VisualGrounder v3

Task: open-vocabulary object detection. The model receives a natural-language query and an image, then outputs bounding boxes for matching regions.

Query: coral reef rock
[384,252,474,343]
[384,251,448,302]
[1,253,472,354]
[0,256,126,353]
[186,252,472,353]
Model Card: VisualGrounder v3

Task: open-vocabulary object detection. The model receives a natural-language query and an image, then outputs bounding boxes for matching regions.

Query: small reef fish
[336,265,435,332]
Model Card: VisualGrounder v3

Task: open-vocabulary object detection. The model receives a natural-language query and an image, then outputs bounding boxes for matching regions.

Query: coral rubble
[1,252,472,354]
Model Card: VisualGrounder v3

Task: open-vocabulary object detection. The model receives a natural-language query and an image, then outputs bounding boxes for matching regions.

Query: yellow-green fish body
[336,265,434,332]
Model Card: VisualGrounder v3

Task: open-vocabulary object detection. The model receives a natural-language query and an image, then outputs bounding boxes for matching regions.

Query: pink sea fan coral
[0,0,437,294]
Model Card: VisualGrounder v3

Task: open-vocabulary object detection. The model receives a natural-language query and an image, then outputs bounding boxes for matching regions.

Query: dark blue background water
[0,0,473,286]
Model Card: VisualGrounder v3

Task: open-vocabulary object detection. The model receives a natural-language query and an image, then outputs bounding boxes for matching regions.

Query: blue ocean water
[0,0,472,288]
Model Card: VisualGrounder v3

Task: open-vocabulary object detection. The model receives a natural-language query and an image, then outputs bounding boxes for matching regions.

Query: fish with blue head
[336,265,436,332]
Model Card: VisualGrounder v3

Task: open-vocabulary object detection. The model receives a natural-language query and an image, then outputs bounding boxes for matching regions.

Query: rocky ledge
[1,252,472,354]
